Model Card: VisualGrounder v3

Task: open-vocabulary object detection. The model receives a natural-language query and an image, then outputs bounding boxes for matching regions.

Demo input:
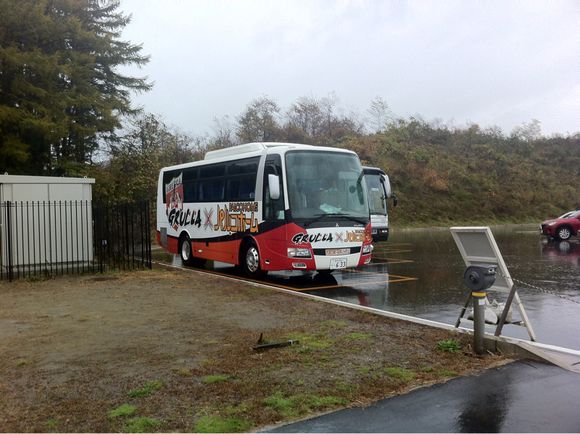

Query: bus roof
[161,142,357,172]
[363,166,386,176]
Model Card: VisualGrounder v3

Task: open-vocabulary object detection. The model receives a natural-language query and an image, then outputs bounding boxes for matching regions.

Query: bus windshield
[286,151,369,221]
[365,173,387,215]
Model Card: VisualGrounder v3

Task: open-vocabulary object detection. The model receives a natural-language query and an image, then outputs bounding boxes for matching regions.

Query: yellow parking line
[377,243,412,247]
[372,256,414,262]
[302,274,418,291]
[377,249,413,254]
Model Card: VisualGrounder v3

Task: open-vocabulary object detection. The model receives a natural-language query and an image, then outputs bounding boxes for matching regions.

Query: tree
[0,0,151,175]
[366,96,393,133]
[236,97,282,143]
[210,115,238,149]
[92,113,197,203]
[285,94,363,145]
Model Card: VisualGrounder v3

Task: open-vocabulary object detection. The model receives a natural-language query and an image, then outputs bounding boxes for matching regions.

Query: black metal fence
[0,201,152,281]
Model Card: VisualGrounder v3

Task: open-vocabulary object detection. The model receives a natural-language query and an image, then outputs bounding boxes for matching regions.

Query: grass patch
[174,367,192,377]
[286,333,333,352]
[128,380,164,398]
[194,415,251,433]
[45,419,58,430]
[384,367,415,382]
[16,359,28,367]
[201,374,231,384]
[437,339,462,353]
[124,417,161,433]
[343,332,373,341]
[108,403,137,419]
[264,391,347,418]
[357,366,371,375]
[320,319,349,329]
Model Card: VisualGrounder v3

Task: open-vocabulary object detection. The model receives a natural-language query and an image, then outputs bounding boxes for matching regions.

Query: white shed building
[0,175,95,272]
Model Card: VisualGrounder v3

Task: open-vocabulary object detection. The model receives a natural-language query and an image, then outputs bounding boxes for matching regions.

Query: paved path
[268,361,580,433]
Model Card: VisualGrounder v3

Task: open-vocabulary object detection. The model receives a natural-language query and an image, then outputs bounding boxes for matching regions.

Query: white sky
[119,0,579,137]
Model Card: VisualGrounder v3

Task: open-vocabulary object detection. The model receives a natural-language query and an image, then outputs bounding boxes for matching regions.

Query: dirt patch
[0,268,511,432]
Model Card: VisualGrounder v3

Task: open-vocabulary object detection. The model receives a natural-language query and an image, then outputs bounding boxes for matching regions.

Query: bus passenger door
[260,155,288,270]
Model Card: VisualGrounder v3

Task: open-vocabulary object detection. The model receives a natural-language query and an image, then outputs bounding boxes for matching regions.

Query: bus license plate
[330,258,347,269]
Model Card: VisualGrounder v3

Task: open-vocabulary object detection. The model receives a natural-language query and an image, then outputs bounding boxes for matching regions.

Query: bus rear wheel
[241,241,266,279]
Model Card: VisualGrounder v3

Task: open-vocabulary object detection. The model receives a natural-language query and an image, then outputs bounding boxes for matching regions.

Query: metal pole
[6,201,13,281]
[472,291,486,355]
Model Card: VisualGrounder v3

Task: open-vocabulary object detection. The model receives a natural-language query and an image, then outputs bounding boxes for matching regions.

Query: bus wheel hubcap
[246,247,259,273]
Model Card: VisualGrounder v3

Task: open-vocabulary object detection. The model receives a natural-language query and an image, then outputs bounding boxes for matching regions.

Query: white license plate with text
[330,258,347,269]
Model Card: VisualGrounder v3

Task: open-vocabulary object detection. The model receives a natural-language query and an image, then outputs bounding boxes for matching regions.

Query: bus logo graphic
[165,173,183,230]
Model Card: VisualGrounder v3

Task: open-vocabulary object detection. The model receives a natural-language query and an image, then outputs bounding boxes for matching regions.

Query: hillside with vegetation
[342,120,579,226]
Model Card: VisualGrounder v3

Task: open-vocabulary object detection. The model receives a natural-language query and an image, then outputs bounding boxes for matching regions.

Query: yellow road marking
[373,249,413,254]
[369,257,414,264]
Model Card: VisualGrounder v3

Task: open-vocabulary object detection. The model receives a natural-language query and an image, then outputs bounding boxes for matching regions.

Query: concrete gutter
[155,261,580,373]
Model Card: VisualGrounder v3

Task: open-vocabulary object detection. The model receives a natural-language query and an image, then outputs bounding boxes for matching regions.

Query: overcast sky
[119,0,579,137]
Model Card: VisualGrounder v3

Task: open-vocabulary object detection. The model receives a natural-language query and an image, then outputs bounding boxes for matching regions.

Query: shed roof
[0,175,95,184]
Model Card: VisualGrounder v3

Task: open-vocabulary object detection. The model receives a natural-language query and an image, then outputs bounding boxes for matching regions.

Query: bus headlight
[287,247,312,258]
[362,244,373,255]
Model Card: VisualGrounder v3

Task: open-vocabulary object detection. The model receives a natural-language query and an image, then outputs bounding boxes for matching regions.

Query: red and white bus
[156,142,373,277]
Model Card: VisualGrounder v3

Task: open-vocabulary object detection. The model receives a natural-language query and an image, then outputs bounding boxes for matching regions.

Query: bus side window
[225,157,259,201]
[183,167,198,202]
[199,163,226,202]
[263,155,284,221]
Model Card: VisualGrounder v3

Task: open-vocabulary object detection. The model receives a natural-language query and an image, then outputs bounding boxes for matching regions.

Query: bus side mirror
[268,174,280,200]
[381,174,392,198]
[392,193,398,207]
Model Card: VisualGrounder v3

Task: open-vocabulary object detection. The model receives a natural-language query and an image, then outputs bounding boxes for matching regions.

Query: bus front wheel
[241,241,266,279]
[179,234,206,267]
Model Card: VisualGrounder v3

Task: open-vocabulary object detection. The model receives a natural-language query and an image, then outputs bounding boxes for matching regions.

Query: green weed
[286,333,333,351]
[194,415,251,433]
[263,391,347,418]
[437,339,462,353]
[123,417,161,433]
[45,419,58,430]
[108,403,137,419]
[174,367,192,377]
[128,380,164,398]
[320,320,349,329]
[384,367,415,382]
[201,374,231,384]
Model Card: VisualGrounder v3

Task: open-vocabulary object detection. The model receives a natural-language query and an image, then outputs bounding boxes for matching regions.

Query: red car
[540,210,580,240]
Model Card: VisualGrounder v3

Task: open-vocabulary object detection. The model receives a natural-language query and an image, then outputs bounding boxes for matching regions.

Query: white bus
[156,142,373,277]
[363,166,397,242]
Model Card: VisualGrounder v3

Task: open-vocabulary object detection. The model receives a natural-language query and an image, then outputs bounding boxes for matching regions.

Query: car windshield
[559,211,580,219]
[365,173,387,215]
[286,151,368,221]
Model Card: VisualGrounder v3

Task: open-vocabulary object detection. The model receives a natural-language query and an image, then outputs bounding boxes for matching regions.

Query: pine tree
[0,0,151,175]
